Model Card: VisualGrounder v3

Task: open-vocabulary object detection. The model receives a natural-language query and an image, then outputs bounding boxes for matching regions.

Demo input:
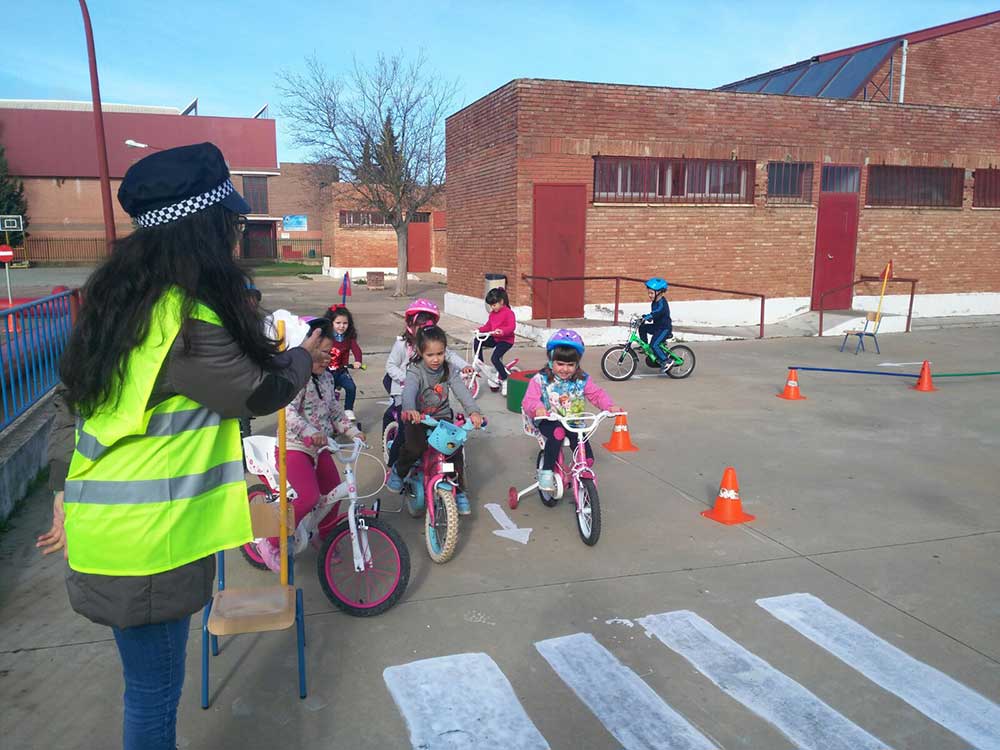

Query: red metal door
[811,167,861,310]
[533,184,586,320]
[407,214,431,272]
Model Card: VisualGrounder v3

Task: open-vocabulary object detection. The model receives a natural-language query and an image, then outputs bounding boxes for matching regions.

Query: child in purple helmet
[521,329,617,493]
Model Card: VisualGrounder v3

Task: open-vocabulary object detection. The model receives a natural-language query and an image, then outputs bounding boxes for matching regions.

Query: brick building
[444,11,1000,331]
[0,100,281,262]
[268,164,448,276]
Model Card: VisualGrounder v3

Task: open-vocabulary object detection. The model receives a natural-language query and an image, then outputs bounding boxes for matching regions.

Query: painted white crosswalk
[536,632,717,750]
[759,593,1000,750]
[383,652,549,749]
[638,610,890,750]
[384,595,999,750]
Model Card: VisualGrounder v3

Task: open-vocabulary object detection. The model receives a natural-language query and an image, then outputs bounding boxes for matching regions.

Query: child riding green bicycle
[600,277,696,381]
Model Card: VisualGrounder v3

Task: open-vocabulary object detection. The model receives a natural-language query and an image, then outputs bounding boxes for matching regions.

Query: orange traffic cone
[777,369,806,400]
[702,467,755,525]
[602,413,638,452]
[911,360,937,392]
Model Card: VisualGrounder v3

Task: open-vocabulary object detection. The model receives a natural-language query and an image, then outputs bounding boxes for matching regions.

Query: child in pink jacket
[521,329,617,493]
[477,287,517,395]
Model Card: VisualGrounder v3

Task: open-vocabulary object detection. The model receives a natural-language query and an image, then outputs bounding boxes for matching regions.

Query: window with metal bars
[767,162,814,204]
[242,176,269,214]
[866,166,963,208]
[973,169,1000,208]
[409,212,431,223]
[593,156,755,204]
[339,210,392,227]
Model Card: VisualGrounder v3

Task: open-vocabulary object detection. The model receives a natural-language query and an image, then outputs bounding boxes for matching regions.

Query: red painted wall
[0,109,277,178]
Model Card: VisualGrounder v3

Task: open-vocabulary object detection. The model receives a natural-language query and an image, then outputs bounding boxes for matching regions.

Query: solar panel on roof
[787,57,847,96]
[761,66,808,94]
[723,79,766,92]
[819,39,899,98]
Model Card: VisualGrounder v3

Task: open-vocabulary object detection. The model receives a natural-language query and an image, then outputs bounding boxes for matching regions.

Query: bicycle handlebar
[419,414,487,431]
[322,436,369,462]
[533,411,625,435]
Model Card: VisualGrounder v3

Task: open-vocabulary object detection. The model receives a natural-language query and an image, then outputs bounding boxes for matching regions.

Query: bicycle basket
[427,420,467,456]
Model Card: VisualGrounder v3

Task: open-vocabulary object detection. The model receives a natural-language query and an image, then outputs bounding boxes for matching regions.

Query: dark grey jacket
[49,318,312,629]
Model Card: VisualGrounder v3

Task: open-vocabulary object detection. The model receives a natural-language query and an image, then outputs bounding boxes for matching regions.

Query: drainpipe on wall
[898,39,909,103]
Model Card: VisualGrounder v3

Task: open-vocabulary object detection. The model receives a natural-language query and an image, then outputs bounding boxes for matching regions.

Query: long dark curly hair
[61,204,280,417]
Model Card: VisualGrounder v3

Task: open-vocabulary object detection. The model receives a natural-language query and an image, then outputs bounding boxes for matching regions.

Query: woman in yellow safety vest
[36,142,329,750]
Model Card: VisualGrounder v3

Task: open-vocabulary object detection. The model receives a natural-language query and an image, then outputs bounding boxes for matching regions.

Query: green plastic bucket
[505,369,537,413]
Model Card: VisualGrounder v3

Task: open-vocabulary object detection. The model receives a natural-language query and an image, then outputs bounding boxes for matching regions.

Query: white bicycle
[463,330,521,398]
[241,435,410,616]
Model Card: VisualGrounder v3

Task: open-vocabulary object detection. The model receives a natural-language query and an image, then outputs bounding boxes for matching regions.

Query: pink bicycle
[508,411,624,546]
[241,435,409,616]
[387,413,485,563]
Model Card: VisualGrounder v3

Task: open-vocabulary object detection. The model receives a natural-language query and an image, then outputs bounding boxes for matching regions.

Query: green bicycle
[600,314,696,381]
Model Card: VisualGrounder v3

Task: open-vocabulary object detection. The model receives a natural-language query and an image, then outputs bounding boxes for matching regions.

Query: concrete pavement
[1,279,998,749]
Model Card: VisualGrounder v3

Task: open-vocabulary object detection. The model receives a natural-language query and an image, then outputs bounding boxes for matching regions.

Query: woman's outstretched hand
[300,329,330,368]
[36,491,67,558]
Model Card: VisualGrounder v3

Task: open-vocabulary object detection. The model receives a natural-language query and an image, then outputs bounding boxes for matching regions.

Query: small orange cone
[911,360,937,392]
[777,369,806,400]
[602,414,639,452]
[702,467,755,525]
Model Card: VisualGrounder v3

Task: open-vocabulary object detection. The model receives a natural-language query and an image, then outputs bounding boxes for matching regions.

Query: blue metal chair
[201,502,306,708]
[840,311,881,355]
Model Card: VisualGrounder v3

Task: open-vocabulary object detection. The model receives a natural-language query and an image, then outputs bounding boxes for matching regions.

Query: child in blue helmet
[521,330,617,493]
[640,277,673,372]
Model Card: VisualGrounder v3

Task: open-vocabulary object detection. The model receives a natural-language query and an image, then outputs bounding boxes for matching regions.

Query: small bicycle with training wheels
[508,410,624,546]
[600,314,696,381]
[386,413,485,563]
[241,435,410,616]
[463,330,521,398]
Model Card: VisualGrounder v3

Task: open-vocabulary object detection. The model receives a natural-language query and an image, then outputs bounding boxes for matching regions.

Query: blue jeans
[112,615,191,750]
[639,322,672,362]
[333,368,357,410]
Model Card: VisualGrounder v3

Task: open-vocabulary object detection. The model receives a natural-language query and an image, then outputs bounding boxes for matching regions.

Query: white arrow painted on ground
[877,361,929,367]
[483,503,533,544]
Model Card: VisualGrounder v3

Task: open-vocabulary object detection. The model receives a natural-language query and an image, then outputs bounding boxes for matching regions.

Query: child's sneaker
[344,409,356,422]
[387,467,404,492]
[455,491,471,516]
[537,469,556,493]
[255,539,281,573]
[659,359,672,373]
[500,379,508,396]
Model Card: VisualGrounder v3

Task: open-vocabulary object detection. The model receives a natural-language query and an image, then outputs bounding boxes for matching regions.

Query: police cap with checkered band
[117,142,251,229]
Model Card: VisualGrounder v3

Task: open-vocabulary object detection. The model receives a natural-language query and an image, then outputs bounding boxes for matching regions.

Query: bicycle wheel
[382,420,398,466]
[317,517,410,617]
[575,478,602,546]
[600,345,638,381]
[239,484,272,570]
[425,486,459,563]
[664,345,696,379]
[405,479,425,518]
[535,450,559,507]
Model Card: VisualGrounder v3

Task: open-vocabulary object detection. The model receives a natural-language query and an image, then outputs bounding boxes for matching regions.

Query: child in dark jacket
[639,277,672,372]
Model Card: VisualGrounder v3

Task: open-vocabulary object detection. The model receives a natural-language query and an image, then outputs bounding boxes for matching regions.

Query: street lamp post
[78,0,116,244]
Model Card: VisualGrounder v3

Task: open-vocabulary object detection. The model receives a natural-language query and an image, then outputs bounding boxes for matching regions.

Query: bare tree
[278,52,456,295]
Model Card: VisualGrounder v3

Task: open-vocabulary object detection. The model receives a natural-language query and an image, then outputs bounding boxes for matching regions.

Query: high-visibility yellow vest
[64,287,252,575]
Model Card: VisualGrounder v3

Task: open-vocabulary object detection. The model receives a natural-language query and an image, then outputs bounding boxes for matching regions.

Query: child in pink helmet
[521,329,617,493]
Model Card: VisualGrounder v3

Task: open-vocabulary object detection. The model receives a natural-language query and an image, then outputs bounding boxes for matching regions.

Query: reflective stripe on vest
[64,288,252,576]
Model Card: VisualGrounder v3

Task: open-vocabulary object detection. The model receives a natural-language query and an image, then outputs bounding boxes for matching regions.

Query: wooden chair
[200,501,306,708]
[840,311,882,355]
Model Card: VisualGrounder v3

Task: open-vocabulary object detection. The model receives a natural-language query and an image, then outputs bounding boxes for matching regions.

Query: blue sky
[4,1,996,162]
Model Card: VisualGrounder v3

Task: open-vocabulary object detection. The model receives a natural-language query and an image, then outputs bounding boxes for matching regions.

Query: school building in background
[0,100,446,273]
[444,10,1000,332]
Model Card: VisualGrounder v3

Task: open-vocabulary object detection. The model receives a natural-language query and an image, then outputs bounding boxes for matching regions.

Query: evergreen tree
[0,144,28,246]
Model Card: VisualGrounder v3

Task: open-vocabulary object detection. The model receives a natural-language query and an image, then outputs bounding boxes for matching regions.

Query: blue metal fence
[1,291,77,431]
